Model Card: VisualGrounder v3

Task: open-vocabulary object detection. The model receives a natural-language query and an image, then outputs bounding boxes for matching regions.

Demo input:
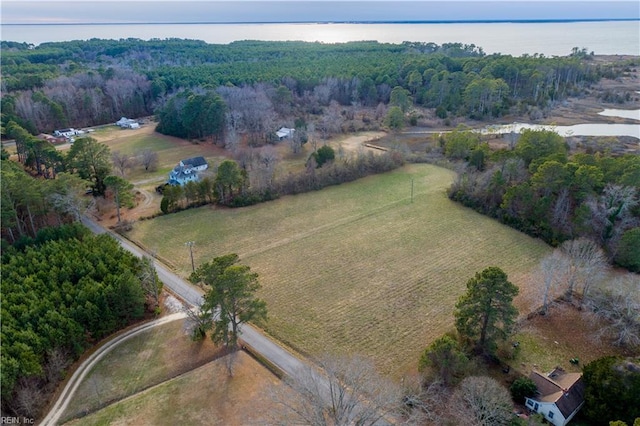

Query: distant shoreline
[4,18,639,26]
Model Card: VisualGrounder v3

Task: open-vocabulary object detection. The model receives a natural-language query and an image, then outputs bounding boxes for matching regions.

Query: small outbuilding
[276,127,295,140]
[525,367,585,426]
[116,117,140,129]
[53,128,81,138]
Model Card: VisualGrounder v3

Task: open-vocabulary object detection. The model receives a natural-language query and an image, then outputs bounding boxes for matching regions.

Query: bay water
[3,20,639,56]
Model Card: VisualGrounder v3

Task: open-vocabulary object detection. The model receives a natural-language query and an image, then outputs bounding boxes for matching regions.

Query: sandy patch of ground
[330,131,387,155]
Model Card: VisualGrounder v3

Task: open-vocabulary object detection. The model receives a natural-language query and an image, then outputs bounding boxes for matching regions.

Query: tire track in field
[239,196,416,260]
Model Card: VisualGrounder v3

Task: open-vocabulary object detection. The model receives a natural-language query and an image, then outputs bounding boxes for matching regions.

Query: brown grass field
[61,319,222,422]
[63,351,288,426]
[127,163,552,377]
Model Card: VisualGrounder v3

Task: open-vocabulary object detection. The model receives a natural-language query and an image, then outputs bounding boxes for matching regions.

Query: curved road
[79,217,307,376]
[40,218,310,425]
[42,217,386,425]
[40,313,186,426]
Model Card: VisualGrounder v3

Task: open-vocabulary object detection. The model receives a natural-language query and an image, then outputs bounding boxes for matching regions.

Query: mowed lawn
[94,125,228,185]
[128,164,551,377]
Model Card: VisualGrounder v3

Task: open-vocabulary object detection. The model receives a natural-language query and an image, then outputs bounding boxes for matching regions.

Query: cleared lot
[128,164,551,377]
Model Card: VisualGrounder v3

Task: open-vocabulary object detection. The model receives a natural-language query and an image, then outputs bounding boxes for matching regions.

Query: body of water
[3,20,639,56]
[483,108,640,139]
[599,109,640,121]
[482,122,640,139]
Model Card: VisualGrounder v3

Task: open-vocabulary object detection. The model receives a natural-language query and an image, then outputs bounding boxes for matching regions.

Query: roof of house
[182,156,207,168]
[529,368,585,418]
[169,166,198,183]
[276,127,294,138]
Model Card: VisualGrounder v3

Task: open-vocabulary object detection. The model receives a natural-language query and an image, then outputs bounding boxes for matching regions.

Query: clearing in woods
[128,164,551,377]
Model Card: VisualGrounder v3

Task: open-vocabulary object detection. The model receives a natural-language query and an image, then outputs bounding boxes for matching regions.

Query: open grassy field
[63,351,290,426]
[94,124,228,185]
[128,164,551,377]
[61,318,222,422]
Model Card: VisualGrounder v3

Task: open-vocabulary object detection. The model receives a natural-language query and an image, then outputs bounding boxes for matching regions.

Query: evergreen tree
[454,267,519,354]
[583,356,640,425]
[189,254,267,351]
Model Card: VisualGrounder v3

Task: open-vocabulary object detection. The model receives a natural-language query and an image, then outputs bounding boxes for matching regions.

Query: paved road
[80,217,308,379]
[41,218,388,425]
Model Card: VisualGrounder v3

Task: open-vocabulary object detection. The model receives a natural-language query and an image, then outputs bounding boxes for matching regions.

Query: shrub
[510,377,537,403]
[311,145,336,168]
[615,227,640,272]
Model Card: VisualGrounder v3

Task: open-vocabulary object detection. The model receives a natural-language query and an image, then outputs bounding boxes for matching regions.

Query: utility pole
[185,241,195,272]
[411,178,414,203]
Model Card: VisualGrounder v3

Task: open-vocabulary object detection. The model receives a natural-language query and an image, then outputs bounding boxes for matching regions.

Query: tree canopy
[418,334,469,386]
[189,254,267,350]
[1,225,148,417]
[582,356,640,425]
[1,38,616,134]
[66,137,111,196]
[454,267,519,353]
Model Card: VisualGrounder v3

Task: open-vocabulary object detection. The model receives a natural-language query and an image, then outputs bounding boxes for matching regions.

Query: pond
[482,109,640,140]
[598,109,640,121]
[481,123,640,139]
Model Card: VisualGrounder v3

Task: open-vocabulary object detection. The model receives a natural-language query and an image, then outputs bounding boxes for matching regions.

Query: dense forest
[443,128,640,271]
[1,222,161,418]
[1,38,622,138]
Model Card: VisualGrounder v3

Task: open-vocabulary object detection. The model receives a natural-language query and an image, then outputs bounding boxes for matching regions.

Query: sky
[2,1,639,24]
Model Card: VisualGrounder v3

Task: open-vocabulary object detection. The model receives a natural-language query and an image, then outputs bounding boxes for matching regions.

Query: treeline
[159,149,404,213]
[0,223,157,418]
[445,128,640,271]
[2,38,628,135]
[1,121,142,243]
[1,157,92,243]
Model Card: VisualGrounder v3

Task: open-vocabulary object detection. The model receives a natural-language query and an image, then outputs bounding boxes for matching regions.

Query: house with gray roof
[168,156,208,186]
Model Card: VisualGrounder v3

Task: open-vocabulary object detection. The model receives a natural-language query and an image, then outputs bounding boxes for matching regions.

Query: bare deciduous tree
[111,150,133,177]
[400,375,447,425]
[46,172,90,222]
[585,276,640,350]
[271,354,402,426]
[551,188,573,236]
[182,301,213,341]
[537,251,569,315]
[254,146,279,189]
[560,238,607,301]
[138,149,159,172]
[449,376,513,426]
[317,101,343,140]
[45,347,71,384]
[13,378,45,418]
[139,256,162,310]
[225,125,240,153]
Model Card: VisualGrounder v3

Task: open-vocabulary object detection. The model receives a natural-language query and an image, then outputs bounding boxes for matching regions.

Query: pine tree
[454,266,519,354]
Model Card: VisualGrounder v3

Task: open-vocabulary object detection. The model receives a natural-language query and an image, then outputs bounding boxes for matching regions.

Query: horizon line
[4,18,639,26]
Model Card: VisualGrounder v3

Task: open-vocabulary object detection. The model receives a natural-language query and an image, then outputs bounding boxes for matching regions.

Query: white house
[525,368,585,426]
[276,127,295,140]
[116,117,140,129]
[168,156,208,186]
